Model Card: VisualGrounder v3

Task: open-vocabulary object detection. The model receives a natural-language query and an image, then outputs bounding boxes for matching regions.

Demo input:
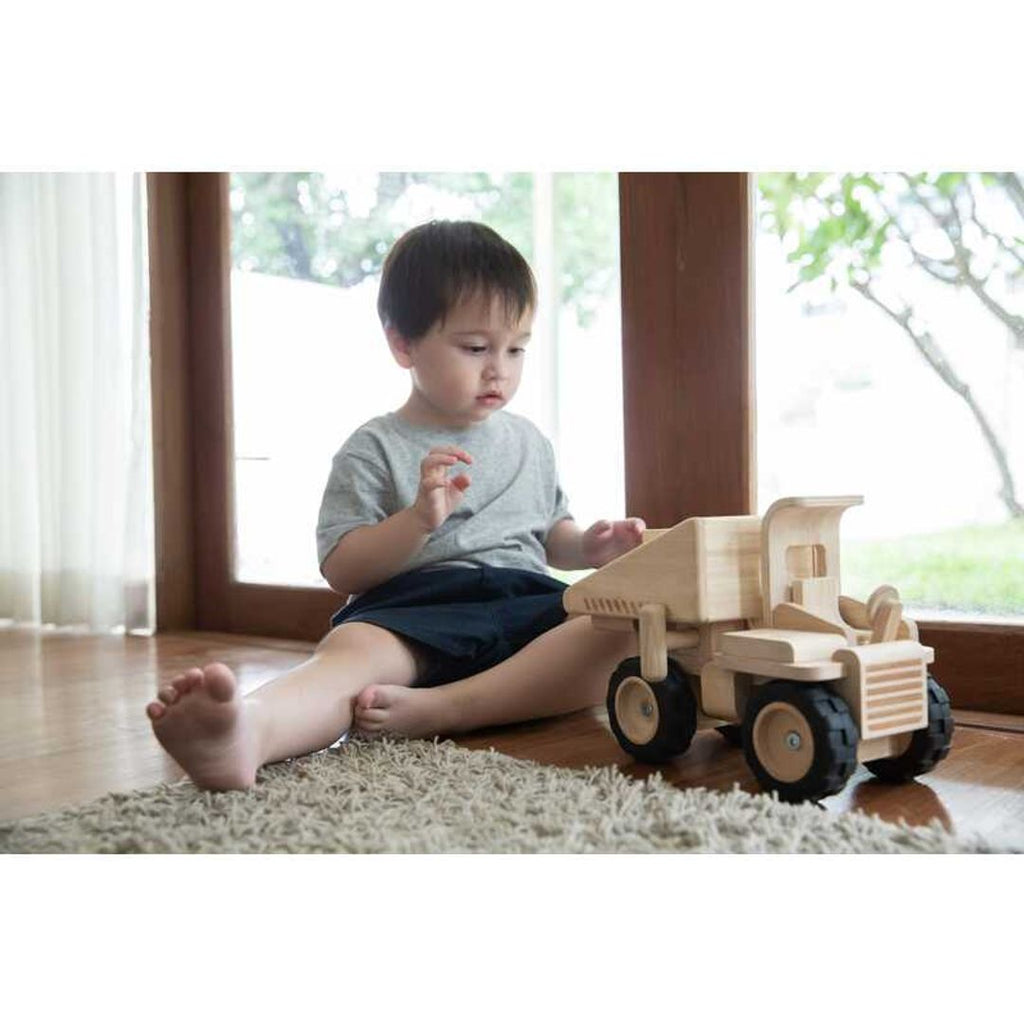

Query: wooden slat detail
[865,683,923,700]
[865,713,927,731]
[869,692,923,709]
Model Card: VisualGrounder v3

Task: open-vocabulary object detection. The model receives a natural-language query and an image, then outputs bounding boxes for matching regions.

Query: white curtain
[0,173,154,634]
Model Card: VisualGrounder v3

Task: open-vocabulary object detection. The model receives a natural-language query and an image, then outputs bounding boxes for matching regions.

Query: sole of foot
[147,662,258,791]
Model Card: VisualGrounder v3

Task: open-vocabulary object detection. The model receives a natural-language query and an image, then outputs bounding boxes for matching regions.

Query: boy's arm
[321,507,431,596]
[545,517,587,570]
[322,445,473,596]
[546,516,647,570]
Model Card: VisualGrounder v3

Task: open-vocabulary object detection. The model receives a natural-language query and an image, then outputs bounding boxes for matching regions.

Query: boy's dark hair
[377,220,536,341]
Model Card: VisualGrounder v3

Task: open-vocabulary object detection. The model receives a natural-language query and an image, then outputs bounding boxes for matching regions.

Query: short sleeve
[316,449,394,569]
[550,480,572,532]
[540,433,573,536]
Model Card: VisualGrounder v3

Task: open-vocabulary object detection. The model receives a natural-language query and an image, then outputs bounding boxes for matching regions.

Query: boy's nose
[485,355,515,378]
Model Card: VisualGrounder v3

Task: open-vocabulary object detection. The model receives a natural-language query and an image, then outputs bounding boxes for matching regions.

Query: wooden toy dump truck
[563,496,953,803]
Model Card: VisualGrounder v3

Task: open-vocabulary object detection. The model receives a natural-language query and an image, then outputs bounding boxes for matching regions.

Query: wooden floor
[2,627,1023,849]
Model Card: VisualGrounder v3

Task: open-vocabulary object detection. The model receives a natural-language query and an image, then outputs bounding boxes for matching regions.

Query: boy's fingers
[612,518,644,532]
[423,462,473,491]
[421,456,461,482]
[428,446,473,463]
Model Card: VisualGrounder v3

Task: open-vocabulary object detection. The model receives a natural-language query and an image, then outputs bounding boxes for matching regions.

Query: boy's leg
[248,621,431,762]
[146,622,428,790]
[354,615,637,739]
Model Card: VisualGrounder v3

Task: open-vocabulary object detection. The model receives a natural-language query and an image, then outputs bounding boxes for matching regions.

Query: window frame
[146,171,1023,713]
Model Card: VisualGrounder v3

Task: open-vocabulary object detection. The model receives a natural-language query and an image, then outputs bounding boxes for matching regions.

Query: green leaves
[933,172,966,197]
[229,172,618,329]
[757,171,1024,297]
[757,172,977,289]
[757,172,892,290]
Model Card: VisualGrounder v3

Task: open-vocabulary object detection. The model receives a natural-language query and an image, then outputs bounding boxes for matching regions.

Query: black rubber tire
[606,657,698,763]
[715,724,744,747]
[742,681,859,803]
[864,675,954,783]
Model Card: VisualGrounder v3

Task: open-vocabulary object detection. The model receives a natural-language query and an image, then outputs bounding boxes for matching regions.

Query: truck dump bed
[563,515,763,625]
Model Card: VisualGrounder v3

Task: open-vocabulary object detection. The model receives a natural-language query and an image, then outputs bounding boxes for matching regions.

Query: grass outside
[551,520,1024,620]
[843,519,1024,618]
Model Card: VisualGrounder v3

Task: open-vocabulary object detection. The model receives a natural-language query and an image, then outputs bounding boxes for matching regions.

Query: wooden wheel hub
[752,701,814,783]
[615,676,659,745]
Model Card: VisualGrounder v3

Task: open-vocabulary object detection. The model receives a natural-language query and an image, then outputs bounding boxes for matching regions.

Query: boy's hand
[411,446,473,533]
[581,517,646,568]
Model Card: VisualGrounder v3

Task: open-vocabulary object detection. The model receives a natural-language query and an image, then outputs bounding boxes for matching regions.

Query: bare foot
[353,684,454,739]
[146,663,260,790]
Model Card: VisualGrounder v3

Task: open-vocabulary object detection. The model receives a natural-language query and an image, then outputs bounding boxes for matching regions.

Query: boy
[147,220,645,791]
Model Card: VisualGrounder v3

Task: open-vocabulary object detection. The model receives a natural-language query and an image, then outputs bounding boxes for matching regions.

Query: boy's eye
[459,345,526,356]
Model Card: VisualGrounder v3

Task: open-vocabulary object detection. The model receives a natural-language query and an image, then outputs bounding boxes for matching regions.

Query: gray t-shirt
[316,410,573,585]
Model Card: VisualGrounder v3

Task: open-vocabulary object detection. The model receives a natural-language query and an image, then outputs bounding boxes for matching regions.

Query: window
[756,173,1024,624]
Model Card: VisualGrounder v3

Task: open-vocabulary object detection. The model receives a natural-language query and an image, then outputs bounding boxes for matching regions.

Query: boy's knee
[317,621,393,655]
[316,621,432,680]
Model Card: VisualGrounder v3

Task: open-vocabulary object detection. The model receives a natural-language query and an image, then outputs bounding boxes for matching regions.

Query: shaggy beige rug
[0,738,1011,854]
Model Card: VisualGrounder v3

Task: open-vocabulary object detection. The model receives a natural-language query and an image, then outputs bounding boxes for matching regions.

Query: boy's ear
[385,326,415,369]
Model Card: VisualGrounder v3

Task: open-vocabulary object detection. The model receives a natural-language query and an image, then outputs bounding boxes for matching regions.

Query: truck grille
[862,658,927,738]
[583,597,640,616]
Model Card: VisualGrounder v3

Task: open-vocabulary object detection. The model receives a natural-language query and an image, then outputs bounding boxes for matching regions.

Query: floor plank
[1,627,1022,848]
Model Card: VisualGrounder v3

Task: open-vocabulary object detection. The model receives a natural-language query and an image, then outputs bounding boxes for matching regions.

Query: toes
[176,668,203,694]
[202,663,237,703]
[356,686,385,711]
[159,669,201,702]
[146,701,166,721]
[353,716,385,736]
[154,665,235,710]
[357,708,389,726]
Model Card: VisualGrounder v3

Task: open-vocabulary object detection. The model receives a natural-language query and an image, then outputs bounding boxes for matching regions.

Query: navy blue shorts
[328,565,568,688]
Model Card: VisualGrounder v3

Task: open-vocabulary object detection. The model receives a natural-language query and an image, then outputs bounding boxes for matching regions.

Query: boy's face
[388,290,534,429]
